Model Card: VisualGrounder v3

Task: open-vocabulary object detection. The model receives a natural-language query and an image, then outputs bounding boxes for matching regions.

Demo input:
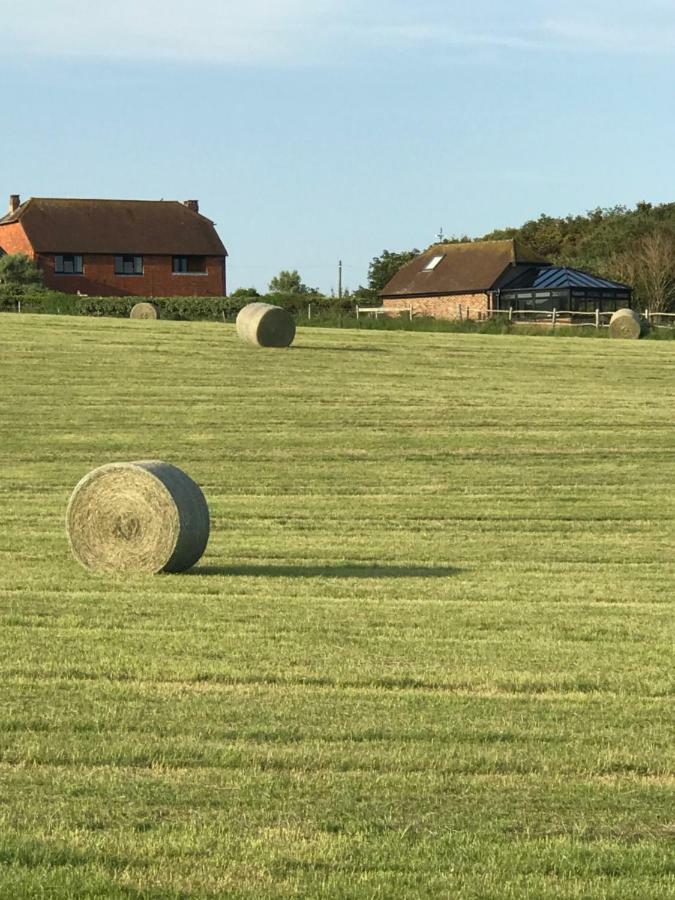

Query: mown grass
[0,314,673,899]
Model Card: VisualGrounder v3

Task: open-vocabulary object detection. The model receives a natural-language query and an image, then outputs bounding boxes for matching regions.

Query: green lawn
[0,314,673,899]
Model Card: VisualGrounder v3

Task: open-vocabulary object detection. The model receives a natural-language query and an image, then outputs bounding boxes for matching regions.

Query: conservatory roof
[500,266,630,292]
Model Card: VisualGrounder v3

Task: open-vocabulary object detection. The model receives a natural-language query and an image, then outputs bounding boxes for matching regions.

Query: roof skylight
[423,255,444,271]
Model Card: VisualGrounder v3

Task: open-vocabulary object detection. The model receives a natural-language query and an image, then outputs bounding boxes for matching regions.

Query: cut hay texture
[608,308,648,340]
[130,302,159,320]
[66,461,209,574]
[236,302,296,347]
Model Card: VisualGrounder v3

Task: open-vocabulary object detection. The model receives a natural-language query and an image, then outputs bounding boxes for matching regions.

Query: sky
[1,0,674,294]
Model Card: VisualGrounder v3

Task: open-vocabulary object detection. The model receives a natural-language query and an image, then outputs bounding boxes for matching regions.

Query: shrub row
[0,288,353,320]
[0,289,241,320]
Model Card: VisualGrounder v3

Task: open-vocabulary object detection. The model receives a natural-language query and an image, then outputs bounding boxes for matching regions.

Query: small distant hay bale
[66,461,209,574]
[130,302,159,320]
[608,308,648,340]
[236,302,296,347]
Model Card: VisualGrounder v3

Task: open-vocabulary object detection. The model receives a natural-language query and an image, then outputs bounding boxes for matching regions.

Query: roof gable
[380,239,549,297]
[0,198,227,256]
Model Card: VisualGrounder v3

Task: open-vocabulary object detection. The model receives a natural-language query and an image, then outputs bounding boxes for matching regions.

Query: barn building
[380,239,631,319]
[0,195,227,297]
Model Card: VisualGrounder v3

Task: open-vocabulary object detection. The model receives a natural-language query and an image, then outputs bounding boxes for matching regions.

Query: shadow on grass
[188,563,462,578]
[292,346,389,353]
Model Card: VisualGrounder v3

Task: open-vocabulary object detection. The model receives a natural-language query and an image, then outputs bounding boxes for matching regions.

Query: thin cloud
[3,0,675,64]
[367,24,544,52]
[3,0,340,65]
[543,17,675,53]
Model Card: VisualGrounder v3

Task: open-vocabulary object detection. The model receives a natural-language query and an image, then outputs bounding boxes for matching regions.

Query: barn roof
[0,198,227,256]
[379,239,548,297]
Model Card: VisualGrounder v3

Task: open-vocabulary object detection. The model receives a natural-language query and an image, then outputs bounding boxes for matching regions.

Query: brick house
[380,239,631,319]
[0,195,227,297]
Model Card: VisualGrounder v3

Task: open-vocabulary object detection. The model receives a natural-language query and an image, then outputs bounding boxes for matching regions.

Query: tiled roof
[0,198,227,256]
[379,239,548,297]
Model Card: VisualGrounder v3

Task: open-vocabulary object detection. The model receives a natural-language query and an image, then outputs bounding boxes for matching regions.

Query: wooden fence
[489,308,613,328]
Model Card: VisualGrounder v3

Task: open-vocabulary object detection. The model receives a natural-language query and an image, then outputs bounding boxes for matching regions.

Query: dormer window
[423,255,444,271]
[54,254,83,274]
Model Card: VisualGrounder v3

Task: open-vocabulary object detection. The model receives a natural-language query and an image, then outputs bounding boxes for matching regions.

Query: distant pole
[338,260,343,300]
[437,227,444,243]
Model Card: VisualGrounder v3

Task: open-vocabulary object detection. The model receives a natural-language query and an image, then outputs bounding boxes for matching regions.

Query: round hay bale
[236,302,296,348]
[130,302,159,320]
[608,308,648,340]
[66,461,209,574]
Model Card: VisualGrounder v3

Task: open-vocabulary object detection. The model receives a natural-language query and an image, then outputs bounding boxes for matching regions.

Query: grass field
[0,314,673,899]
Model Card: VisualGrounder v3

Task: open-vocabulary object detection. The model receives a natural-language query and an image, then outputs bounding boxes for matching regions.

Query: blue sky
[2,0,674,294]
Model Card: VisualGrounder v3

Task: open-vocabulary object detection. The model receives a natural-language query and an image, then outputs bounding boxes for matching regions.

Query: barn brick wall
[0,222,35,257]
[382,293,489,320]
[36,253,225,297]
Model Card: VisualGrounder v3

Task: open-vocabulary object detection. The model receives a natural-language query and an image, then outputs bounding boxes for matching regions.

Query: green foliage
[268,269,318,295]
[229,286,260,299]
[0,252,43,288]
[0,291,243,320]
[367,248,420,292]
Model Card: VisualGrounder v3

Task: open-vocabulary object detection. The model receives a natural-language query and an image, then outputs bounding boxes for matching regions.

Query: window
[54,254,83,274]
[423,255,444,271]
[172,256,207,274]
[114,255,143,275]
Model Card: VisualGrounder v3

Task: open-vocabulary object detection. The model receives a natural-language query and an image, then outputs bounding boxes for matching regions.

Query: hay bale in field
[608,308,648,340]
[236,302,296,347]
[66,461,209,574]
[130,302,159,320]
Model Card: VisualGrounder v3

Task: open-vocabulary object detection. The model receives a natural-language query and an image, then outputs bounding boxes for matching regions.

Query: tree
[0,252,43,288]
[367,249,419,293]
[268,270,317,295]
[609,228,675,312]
[229,286,260,299]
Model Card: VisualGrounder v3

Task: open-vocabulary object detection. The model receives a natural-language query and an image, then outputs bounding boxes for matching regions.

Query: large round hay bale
[130,302,159,320]
[236,302,296,347]
[66,461,209,574]
[608,308,648,340]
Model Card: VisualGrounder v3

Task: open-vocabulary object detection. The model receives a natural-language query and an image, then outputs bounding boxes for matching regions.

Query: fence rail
[489,308,614,328]
[356,305,413,321]
[644,310,675,327]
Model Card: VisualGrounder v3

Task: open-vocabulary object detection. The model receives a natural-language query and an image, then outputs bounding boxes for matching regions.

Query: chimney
[9,194,20,214]
[183,199,199,214]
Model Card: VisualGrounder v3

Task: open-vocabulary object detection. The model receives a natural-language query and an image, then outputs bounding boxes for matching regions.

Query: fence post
[356,306,360,320]
[595,308,600,329]
[408,305,413,321]
[458,304,462,321]
[308,303,312,321]
[17,300,21,314]
[552,308,557,328]
[509,306,513,323]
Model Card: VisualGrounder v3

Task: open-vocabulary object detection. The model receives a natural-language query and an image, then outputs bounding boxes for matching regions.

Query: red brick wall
[37,253,225,297]
[382,293,489,320]
[0,222,35,257]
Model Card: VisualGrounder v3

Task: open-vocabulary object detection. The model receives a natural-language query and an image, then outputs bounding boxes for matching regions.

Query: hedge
[0,288,353,320]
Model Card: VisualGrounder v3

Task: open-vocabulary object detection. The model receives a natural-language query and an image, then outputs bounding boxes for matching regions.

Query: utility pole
[338,260,343,300]
[437,227,444,243]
